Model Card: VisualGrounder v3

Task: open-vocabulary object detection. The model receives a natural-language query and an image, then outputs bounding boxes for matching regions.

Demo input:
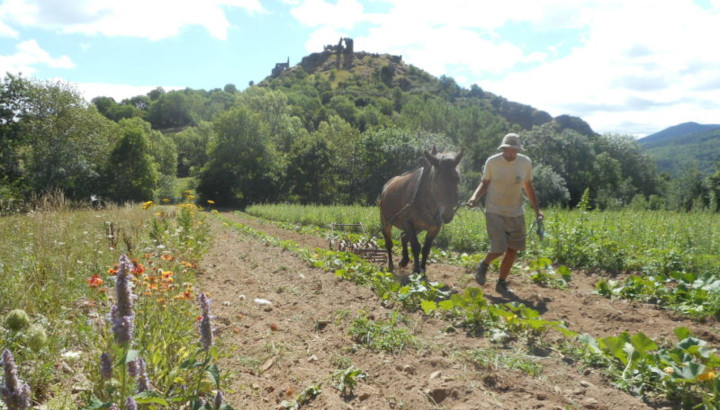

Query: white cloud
[0,22,19,38]
[0,0,265,40]
[290,0,720,135]
[291,0,366,29]
[0,39,74,75]
[479,1,720,134]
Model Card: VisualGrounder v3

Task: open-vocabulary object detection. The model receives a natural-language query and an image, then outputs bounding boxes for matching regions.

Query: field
[1,200,719,409]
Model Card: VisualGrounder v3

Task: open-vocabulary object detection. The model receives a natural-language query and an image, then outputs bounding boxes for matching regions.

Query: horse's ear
[454,147,465,165]
[424,150,439,166]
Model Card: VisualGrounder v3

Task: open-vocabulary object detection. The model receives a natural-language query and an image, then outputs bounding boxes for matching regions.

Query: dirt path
[198,211,718,409]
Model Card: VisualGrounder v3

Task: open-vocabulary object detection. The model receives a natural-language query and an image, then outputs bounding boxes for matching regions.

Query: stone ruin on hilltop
[269,37,403,78]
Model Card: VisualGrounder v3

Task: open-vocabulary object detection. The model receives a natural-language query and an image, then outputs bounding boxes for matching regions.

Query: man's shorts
[485,213,526,253]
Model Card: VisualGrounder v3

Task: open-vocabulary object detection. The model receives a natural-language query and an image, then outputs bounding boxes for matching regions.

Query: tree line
[1,68,719,212]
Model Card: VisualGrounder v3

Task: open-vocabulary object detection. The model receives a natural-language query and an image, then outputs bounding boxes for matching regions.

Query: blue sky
[1,0,719,136]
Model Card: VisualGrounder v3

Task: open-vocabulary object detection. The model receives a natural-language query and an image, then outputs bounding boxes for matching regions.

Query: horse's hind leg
[399,232,410,268]
[382,224,394,272]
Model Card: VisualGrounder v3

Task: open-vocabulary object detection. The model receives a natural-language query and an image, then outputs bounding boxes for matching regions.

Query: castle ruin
[324,37,354,70]
[271,57,290,77]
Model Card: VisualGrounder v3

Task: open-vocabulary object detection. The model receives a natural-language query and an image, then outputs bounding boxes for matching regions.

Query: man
[467,133,543,295]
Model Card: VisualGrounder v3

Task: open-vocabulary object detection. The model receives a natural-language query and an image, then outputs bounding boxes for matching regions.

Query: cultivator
[328,223,387,264]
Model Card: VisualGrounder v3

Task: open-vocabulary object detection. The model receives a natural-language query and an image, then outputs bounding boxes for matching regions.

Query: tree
[104,119,159,202]
[172,122,214,177]
[707,163,720,212]
[196,105,282,208]
[286,133,336,204]
[147,90,199,129]
[532,164,570,207]
[667,162,707,211]
[0,74,30,197]
[17,79,118,198]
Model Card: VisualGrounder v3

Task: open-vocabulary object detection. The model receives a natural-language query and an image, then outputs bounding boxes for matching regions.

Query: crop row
[246,203,720,320]
[220,211,719,408]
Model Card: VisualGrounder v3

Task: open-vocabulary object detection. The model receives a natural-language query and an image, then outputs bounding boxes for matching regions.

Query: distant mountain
[638,122,720,175]
[640,122,720,146]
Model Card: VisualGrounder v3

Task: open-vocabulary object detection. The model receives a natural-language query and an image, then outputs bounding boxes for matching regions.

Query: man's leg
[476,252,502,284]
[496,248,517,294]
[498,248,517,280]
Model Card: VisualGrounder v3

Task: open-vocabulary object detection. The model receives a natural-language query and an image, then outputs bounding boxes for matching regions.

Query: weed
[348,311,416,353]
[332,366,367,397]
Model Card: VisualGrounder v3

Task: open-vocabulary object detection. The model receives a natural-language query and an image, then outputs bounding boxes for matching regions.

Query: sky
[1,0,719,137]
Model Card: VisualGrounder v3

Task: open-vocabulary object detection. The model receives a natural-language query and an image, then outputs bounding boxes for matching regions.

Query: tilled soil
[198,211,718,409]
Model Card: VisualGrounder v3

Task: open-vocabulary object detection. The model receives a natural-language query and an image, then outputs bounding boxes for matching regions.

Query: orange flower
[162,270,173,278]
[161,254,174,262]
[88,274,104,288]
[108,263,119,275]
[174,290,193,300]
[131,260,145,275]
[699,369,716,381]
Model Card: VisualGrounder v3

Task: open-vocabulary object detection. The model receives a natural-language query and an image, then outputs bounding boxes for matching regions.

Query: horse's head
[425,148,464,223]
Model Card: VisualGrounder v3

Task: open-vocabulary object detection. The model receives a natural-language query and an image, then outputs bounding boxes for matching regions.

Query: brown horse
[379,148,464,277]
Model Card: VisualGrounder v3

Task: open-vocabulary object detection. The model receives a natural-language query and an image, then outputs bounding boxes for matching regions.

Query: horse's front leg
[420,227,440,274]
[399,231,410,268]
[382,225,394,272]
[406,227,423,274]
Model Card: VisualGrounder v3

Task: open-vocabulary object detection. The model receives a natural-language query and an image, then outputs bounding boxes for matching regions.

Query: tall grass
[0,193,227,408]
[0,201,152,403]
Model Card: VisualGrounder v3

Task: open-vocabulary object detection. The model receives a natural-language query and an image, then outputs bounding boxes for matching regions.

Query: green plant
[279,383,322,409]
[332,366,367,397]
[572,327,720,407]
[348,311,416,353]
[466,348,543,377]
[526,257,571,289]
[5,309,30,331]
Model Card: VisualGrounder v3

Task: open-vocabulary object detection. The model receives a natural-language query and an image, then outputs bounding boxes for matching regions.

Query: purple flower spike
[136,357,152,393]
[125,396,137,410]
[115,254,135,318]
[112,315,135,345]
[197,293,214,350]
[215,390,224,408]
[100,353,113,380]
[1,349,32,410]
[127,359,139,378]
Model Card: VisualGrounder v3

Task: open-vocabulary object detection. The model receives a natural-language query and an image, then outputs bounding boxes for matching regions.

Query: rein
[384,165,427,227]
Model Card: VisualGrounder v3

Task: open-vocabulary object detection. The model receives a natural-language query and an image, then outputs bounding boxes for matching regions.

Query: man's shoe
[496,279,514,295]
[475,262,489,285]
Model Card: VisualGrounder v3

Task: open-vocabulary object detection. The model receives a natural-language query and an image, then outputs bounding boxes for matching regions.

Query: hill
[262,46,597,137]
[640,122,720,145]
[638,122,720,175]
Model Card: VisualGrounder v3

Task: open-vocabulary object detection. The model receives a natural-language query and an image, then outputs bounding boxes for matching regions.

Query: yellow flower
[142,200,154,210]
[699,369,716,381]
[663,367,674,374]
[162,198,170,203]
[207,200,215,204]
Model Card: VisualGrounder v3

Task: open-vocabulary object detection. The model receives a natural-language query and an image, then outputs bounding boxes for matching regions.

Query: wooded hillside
[1,46,719,212]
